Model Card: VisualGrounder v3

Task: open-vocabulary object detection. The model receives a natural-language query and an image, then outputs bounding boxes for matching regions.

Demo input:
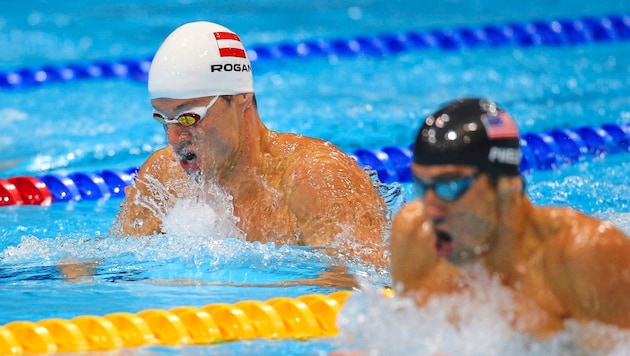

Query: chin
[445,247,478,266]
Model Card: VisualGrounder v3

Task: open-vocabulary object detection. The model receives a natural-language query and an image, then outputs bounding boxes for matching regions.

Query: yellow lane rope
[0,290,397,354]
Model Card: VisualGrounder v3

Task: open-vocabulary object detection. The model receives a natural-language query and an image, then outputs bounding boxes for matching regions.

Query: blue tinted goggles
[413,172,480,202]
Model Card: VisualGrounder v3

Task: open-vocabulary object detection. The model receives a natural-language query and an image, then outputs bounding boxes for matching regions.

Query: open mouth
[435,230,454,257]
[179,150,199,173]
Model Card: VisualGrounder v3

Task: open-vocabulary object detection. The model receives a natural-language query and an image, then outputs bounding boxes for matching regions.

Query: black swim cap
[413,98,521,176]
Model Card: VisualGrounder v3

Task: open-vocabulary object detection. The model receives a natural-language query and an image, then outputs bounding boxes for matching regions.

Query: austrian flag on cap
[214,32,247,58]
[148,21,254,99]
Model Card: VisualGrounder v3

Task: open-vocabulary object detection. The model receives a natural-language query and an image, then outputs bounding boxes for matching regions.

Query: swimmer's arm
[57,258,101,282]
[287,153,389,268]
[146,265,360,289]
[546,212,630,328]
[389,201,462,305]
[112,147,177,237]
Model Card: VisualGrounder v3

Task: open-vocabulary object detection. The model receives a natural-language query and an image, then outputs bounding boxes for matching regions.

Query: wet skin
[114,94,389,268]
[390,163,630,338]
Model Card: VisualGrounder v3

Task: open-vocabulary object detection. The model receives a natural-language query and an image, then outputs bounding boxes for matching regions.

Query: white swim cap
[148,21,254,99]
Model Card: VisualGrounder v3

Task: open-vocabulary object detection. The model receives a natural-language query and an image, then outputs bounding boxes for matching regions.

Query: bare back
[229,130,389,266]
[533,207,630,329]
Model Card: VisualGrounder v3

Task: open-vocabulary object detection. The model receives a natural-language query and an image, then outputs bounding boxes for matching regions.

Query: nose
[422,189,446,219]
[164,124,191,145]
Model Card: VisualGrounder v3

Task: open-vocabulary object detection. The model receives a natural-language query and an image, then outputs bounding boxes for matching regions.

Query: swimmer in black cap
[389,97,630,338]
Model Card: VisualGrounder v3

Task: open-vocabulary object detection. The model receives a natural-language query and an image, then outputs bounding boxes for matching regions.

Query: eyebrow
[153,102,200,116]
[414,171,472,183]
[173,102,196,112]
[435,172,469,180]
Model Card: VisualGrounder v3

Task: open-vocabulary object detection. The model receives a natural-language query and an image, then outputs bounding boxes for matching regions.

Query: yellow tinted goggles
[152,96,220,127]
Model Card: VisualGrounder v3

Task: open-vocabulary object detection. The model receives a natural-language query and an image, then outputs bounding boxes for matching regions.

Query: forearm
[111,187,163,237]
[395,258,463,306]
[390,202,463,304]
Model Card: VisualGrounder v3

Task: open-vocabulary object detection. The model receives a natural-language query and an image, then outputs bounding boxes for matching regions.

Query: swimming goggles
[413,172,480,202]
[152,96,220,126]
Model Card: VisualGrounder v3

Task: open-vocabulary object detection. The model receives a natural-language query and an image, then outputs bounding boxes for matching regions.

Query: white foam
[602,212,630,237]
[336,265,630,355]
[129,174,245,241]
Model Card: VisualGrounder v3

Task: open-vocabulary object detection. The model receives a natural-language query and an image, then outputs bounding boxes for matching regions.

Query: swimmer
[112,22,389,267]
[389,97,630,338]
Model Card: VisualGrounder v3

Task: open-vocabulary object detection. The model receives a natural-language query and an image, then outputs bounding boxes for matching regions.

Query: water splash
[0,172,358,284]
[602,212,630,237]
[336,266,630,355]
[110,173,246,241]
[369,168,407,221]
[159,178,245,240]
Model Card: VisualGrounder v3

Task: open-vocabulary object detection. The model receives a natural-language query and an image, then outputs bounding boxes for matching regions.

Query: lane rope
[1,122,628,206]
[2,11,629,356]
[1,13,629,90]
[0,290,392,354]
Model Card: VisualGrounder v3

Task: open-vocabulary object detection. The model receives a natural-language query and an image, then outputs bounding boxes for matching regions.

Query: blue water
[2,0,630,354]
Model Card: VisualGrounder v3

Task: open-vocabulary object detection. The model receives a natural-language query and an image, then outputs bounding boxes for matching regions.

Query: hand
[57,258,100,282]
[145,265,359,289]
[284,265,359,289]
[389,201,441,292]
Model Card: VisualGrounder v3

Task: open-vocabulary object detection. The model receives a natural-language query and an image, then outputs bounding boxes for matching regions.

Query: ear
[241,93,253,110]
[496,175,527,239]
[496,176,524,224]
[497,176,523,200]
[229,93,253,111]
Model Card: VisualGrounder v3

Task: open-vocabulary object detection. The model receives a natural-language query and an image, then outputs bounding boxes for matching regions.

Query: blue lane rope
[1,13,629,90]
[1,122,626,204]
[352,122,630,183]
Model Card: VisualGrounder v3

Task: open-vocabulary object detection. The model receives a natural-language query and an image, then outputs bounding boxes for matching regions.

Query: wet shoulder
[537,206,629,263]
[271,132,347,157]
[136,146,183,181]
[269,132,361,176]
[536,206,617,239]
[538,206,630,323]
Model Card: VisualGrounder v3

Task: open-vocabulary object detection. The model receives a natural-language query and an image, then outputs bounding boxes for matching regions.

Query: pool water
[2,0,630,354]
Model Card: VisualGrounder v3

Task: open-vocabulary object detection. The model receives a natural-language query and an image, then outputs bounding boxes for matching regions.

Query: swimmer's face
[152,95,245,178]
[412,163,499,265]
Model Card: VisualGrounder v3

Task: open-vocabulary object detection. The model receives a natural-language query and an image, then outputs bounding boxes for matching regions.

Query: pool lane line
[0,291,361,354]
[1,13,629,90]
[0,122,629,206]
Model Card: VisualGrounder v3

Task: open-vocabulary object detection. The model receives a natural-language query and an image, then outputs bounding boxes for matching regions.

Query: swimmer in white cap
[113,22,389,268]
[390,98,630,338]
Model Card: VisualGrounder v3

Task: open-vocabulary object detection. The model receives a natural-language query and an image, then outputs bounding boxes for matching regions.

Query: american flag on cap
[213,32,247,58]
[481,112,519,139]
